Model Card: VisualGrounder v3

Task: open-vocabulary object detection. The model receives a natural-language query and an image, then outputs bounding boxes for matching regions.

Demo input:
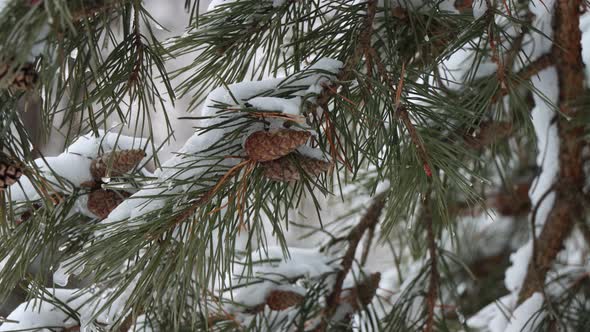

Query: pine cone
[261,154,332,182]
[87,189,131,219]
[0,62,38,90]
[90,149,146,181]
[80,180,100,189]
[454,0,473,12]
[464,121,513,149]
[349,272,381,311]
[245,129,311,162]
[10,63,38,91]
[0,161,23,189]
[266,289,305,311]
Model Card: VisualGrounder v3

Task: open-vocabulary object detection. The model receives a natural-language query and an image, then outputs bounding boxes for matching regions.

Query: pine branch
[128,0,144,87]
[517,0,586,304]
[314,0,376,113]
[488,53,554,103]
[398,105,432,178]
[319,191,387,330]
[4,0,587,329]
[515,53,554,82]
[370,47,432,177]
[70,0,128,22]
[360,222,376,267]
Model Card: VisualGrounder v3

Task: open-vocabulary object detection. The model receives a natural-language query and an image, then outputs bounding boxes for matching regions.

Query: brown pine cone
[80,180,100,189]
[245,129,311,162]
[454,0,473,12]
[90,149,146,181]
[352,272,381,309]
[0,161,23,189]
[87,189,131,219]
[464,121,513,149]
[0,62,38,90]
[261,154,332,182]
[265,289,305,311]
[10,63,38,91]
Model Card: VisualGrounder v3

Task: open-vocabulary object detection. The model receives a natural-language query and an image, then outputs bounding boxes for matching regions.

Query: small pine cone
[87,189,131,219]
[454,0,473,12]
[0,161,23,189]
[90,149,146,181]
[350,272,381,310]
[261,154,332,182]
[245,129,311,162]
[265,289,305,311]
[464,121,513,149]
[10,63,38,91]
[80,180,100,189]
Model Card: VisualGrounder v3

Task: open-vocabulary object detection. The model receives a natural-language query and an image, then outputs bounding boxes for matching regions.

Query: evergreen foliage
[0,0,589,331]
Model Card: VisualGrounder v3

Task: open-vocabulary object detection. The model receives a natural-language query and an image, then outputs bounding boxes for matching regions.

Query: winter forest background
[0,0,589,331]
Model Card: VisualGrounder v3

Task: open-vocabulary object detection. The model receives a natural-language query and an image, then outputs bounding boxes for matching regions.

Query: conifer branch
[3,0,589,329]
[319,191,386,330]
[518,0,586,304]
[514,53,554,82]
[314,0,376,112]
[398,106,432,177]
[488,53,554,103]
[70,0,127,22]
[360,223,376,267]
[370,46,432,177]
[128,0,144,87]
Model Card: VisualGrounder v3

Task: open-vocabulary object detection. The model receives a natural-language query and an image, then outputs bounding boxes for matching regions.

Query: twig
[360,223,376,267]
[128,0,144,87]
[165,160,249,230]
[529,184,556,256]
[491,53,554,103]
[527,183,560,321]
[310,0,377,171]
[70,0,124,21]
[514,53,554,83]
[313,0,377,111]
[370,47,432,177]
[319,191,387,330]
[398,106,432,177]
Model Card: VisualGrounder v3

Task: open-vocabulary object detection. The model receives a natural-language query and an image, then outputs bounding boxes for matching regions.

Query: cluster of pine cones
[244,129,332,182]
[0,61,38,91]
[83,149,145,219]
[0,159,23,190]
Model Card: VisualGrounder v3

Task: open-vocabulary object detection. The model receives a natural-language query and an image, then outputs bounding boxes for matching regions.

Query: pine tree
[0,0,589,331]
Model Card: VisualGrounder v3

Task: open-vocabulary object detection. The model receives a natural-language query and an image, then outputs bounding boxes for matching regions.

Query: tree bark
[517,0,586,304]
